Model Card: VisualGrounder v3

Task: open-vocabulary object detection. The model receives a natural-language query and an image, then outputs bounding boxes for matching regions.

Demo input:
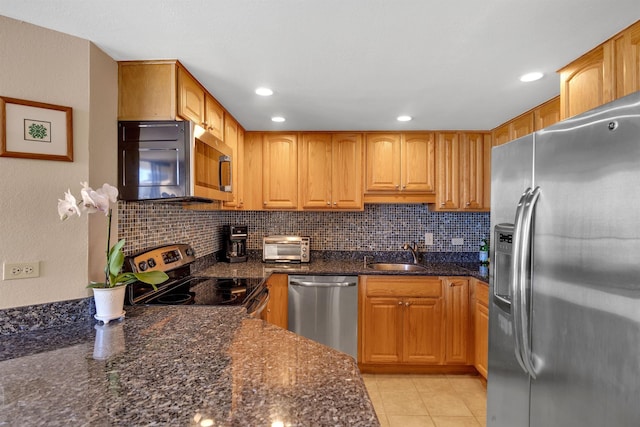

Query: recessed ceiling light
[255,87,274,96]
[520,72,544,82]
[397,115,412,122]
[271,116,285,123]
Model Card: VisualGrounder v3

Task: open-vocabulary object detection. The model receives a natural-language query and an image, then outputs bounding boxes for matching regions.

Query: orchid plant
[58,182,168,289]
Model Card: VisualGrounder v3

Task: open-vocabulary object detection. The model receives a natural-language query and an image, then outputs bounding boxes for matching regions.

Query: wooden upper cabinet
[511,113,534,140]
[615,21,640,98]
[300,133,333,209]
[365,133,435,197]
[242,132,264,211]
[222,117,241,209]
[402,133,436,193]
[118,61,177,120]
[435,132,460,210]
[262,133,298,209]
[177,66,206,125]
[559,42,615,120]
[437,132,490,212]
[204,94,225,141]
[492,123,511,147]
[459,133,491,211]
[331,134,363,209]
[534,96,561,130]
[365,133,402,192]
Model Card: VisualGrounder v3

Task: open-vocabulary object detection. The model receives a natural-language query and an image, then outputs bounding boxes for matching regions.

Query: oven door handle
[248,291,270,318]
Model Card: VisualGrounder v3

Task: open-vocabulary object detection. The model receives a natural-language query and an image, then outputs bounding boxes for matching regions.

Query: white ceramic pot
[93,285,126,323]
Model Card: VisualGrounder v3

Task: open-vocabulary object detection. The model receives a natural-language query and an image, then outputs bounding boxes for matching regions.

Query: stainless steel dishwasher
[288,275,358,359]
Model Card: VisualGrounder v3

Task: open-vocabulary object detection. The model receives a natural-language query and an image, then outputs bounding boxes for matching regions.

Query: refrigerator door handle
[511,188,530,376]
[518,186,541,379]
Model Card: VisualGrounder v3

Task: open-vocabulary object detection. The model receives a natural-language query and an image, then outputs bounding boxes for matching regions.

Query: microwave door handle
[219,155,231,191]
[511,188,530,376]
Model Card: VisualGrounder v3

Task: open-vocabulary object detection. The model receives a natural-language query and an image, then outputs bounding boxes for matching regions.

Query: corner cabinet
[435,132,491,212]
[359,276,444,367]
[299,133,363,210]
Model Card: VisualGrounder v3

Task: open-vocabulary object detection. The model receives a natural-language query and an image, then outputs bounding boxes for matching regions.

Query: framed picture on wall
[0,96,73,162]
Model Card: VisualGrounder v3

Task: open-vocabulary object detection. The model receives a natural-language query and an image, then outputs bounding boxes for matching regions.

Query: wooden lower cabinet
[359,275,455,372]
[443,277,470,364]
[473,279,489,379]
[261,273,288,329]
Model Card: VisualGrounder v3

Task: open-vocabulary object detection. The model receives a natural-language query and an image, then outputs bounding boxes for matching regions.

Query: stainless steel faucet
[403,241,419,264]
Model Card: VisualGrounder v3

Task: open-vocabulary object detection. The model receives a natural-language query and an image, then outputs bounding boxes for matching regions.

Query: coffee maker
[223,225,248,263]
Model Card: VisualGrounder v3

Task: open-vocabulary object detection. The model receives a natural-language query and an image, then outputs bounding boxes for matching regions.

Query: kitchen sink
[367,262,428,271]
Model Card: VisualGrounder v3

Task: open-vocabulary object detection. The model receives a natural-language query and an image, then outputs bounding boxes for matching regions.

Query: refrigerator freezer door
[487,134,534,427]
[530,92,640,427]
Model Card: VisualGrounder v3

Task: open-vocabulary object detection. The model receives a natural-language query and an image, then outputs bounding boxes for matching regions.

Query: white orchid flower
[57,189,81,220]
[79,182,108,214]
[98,183,118,203]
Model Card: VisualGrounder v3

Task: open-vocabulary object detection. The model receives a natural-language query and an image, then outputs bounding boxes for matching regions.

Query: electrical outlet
[3,262,40,280]
[452,238,464,245]
[424,233,434,246]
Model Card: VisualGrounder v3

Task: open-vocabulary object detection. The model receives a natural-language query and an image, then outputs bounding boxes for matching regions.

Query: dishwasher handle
[289,280,356,288]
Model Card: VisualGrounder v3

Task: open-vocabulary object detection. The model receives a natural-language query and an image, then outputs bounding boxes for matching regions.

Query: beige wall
[0,16,117,309]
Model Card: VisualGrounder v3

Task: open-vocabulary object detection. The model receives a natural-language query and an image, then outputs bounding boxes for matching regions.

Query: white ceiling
[1,1,638,131]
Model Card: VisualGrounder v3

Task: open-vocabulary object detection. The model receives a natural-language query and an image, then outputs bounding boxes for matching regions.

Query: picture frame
[0,96,73,162]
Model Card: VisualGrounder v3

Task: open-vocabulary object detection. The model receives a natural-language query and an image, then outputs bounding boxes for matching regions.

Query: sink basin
[367,262,428,271]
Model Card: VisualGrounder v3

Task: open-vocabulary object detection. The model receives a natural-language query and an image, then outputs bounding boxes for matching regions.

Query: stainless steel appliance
[118,120,233,203]
[224,225,248,263]
[124,244,268,317]
[262,236,310,263]
[488,92,640,427]
[288,275,358,359]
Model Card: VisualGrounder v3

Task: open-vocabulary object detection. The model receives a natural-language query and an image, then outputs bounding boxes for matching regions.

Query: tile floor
[362,373,487,427]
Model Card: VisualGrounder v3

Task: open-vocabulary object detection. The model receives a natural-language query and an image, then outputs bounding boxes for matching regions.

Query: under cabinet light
[271,116,286,123]
[397,115,412,122]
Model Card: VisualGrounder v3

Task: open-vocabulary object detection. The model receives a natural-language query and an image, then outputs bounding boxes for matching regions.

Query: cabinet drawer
[364,276,442,298]
[476,280,489,306]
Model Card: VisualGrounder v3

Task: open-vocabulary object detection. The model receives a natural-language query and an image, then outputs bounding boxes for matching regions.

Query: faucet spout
[402,241,419,264]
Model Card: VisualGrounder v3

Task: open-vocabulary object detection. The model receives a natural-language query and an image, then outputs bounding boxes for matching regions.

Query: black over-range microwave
[118,121,233,203]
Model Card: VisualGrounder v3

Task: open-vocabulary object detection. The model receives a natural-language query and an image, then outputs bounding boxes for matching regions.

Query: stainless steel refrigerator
[488,91,640,427]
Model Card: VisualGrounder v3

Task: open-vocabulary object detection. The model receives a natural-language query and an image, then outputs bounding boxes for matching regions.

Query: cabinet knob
[402,185,406,189]
[333,202,337,206]
[263,202,267,206]
[405,302,410,307]
[398,301,403,305]
[440,202,445,206]
[327,202,331,205]
[395,184,400,189]
[466,202,471,206]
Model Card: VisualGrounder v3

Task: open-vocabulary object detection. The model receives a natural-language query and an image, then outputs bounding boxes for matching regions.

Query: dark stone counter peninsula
[0,305,378,426]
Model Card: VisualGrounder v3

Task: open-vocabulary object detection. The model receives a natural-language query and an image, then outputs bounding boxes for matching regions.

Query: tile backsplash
[119,202,490,258]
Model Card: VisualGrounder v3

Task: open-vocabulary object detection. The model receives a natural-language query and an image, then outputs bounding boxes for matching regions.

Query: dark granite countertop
[196,256,490,283]
[0,306,378,426]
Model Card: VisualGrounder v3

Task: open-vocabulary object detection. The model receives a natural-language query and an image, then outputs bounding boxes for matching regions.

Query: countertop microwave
[263,236,310,263]
[118,120,232,203]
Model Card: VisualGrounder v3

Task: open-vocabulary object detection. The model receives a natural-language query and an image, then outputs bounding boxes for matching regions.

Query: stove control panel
[126,244,196,273]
